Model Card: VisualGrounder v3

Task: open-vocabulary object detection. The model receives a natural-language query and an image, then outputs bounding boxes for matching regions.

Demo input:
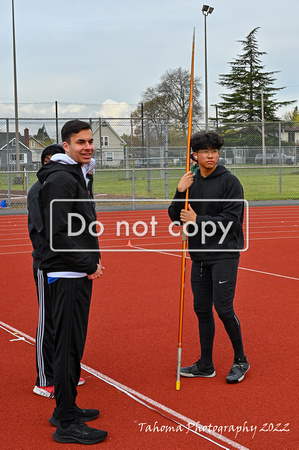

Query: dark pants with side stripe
[33,268,54,386]
[191,258,245,364]
[49,277,92,421]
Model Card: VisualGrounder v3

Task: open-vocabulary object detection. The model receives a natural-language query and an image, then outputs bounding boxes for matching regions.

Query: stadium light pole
[261,88,266,165]
[12,0,20,171]
[202,5,214,131]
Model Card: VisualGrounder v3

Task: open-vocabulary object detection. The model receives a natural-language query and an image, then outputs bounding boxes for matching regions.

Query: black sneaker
[180,360,216,378]
[53,419,108,444]
[49,406,100,427]
[226,357,250,384]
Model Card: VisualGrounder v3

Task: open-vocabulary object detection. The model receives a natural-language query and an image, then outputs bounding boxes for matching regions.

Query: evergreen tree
[218,27,295,122]
[34,124,51,144]
[283,106,299,123]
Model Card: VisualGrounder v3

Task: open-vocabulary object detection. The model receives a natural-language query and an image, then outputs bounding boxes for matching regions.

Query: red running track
[0,205,298,449]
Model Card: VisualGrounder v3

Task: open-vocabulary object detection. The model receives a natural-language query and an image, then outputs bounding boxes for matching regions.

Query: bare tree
[133,67,203,139]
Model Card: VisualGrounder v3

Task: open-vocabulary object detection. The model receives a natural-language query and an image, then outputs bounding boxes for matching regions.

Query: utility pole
[202,5,214,131]
[12,0,20,171]
[261,88,266,165]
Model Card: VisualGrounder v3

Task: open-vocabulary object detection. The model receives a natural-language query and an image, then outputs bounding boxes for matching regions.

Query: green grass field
[1,166,298,205]
[92,166,299,201]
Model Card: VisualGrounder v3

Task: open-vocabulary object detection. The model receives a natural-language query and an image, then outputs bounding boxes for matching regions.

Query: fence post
[7,173,11,207]
[165,118,169,198]
[55,101,59,143]
[26,169,29,193]
[125,145,130,180]
[145,121,151,193]
[132,169,135,210]
[6,119,12,206]
[279,121,282,196]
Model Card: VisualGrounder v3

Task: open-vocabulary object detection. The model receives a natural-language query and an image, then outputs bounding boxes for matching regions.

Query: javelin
[176,28,195,391]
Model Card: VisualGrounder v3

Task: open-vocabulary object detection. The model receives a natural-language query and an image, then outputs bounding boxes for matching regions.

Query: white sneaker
[33,385,55,398]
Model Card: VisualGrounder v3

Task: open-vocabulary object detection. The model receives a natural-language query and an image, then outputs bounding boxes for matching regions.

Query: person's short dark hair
[41,144,65,165]
[61,120,92,144]
[191,131,224,152]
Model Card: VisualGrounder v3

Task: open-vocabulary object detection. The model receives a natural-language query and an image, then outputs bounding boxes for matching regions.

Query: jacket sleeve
[27,182,43,234]
[193,175,244,234]
[27,183,43,263]
[41,173,99,274]
[168,189,187,223]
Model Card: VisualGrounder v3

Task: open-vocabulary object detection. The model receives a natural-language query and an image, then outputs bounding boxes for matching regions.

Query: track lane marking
[0,321,249,450]
[125,243,299,281]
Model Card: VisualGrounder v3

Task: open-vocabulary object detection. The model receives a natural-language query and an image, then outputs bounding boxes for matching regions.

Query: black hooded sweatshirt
[37,160,100,275]
[168,165,245,261]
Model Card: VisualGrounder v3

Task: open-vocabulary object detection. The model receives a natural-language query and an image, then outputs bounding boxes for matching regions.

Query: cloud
[90,100,133,118]
[0,100,134,119]
[19,103,54,117]
[0,102,55,118]
[0,103,16,117]
[58,104,87,116]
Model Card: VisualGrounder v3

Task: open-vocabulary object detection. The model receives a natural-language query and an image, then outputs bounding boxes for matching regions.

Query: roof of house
[92,120,126,146]
[283,125,299,132]
[0,132,25,149]
[0,131,45,151]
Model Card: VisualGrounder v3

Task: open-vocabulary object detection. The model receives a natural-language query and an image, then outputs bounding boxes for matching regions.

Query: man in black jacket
[38,120,107,444]
[168,131,249,384]
[28,145,87,398]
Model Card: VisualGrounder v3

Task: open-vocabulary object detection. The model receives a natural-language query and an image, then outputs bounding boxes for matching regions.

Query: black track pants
[49,276,92,421]
[191,258,245,363]
[34,268,54,386]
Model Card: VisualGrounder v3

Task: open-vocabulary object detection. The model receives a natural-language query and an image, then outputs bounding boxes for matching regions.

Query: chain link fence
[0,117,298,212]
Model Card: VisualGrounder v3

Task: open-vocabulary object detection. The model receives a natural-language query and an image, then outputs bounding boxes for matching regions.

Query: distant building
[92,120,127,167]
[281,125,299,145]
[0,128,45,170]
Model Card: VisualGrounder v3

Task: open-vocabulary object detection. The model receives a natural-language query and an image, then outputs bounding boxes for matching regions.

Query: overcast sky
[1,0,298,120]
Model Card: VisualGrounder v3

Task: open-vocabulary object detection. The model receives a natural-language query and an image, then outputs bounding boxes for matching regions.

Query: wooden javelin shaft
[176,28,195,391]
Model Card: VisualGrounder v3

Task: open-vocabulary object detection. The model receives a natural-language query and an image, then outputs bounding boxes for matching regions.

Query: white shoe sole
[180,370,216,378]
[33,386,54,398]
[226,364,250,383]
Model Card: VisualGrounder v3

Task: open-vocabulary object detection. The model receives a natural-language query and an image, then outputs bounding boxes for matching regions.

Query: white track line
[238,266,299,281]
[127,243,299,281]
[0,322,35,344]
[249,236,299,240]
[0,244,32,248]
[0,321,249,450]
[0,250,31,255]
[82,364,249,450]
[0,242,298,282]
